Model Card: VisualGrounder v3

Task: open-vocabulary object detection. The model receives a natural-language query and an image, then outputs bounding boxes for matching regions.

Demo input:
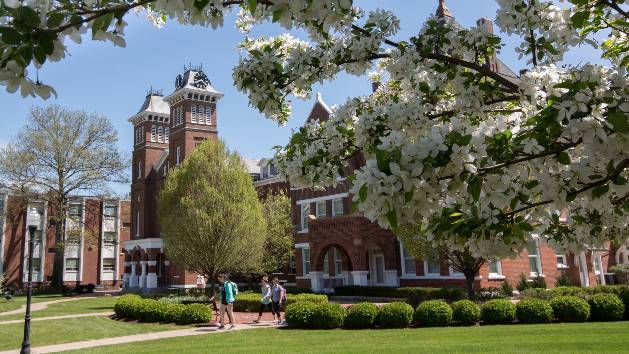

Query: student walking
[210,273,238,329]
[254,276,276,323]
[270,277,286,324]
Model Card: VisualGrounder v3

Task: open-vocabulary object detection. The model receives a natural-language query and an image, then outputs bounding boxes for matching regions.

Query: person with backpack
[253,276,276,323]
[213,273,238,329]
[270,277,286,324]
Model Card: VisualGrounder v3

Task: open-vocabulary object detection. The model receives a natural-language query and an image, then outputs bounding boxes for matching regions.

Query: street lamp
[20,225,37,354]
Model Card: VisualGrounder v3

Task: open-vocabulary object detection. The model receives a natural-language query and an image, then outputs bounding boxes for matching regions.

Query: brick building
[0,192,130,289]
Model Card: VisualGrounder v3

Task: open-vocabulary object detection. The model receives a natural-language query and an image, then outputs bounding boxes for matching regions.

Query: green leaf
[386,209,398,229]
[272,9,283,22]
[608,112,628,134]
[194,0,210,12]
[375,149,390,173]
[47,13,65,28]
[0,27,22,45]
[34,45,46,64]
[404,190,413,203]
[570,11,589,28]
[17,6,40,28]
[518,222,534,232]
[247,0,257,14]
[358,185,368,202]
[566,192,576,202]
[557,152,571,165]
[467,176,483,201]
[592,184,609,198]
[525,180,540,189]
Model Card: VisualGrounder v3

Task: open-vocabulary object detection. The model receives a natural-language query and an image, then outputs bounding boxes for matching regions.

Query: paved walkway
[0,312,114,325]
[0,297,97,317]
[0,321,283,354]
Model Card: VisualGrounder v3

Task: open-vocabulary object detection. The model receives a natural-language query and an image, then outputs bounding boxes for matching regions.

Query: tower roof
[128,94,170,124]
[164,68,224,104]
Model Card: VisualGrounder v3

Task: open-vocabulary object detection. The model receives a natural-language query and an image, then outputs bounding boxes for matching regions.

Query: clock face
[192,72,210,89]
[175,74,184,89]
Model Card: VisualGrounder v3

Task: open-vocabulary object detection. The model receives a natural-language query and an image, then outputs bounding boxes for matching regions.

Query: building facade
[0,192,130,289]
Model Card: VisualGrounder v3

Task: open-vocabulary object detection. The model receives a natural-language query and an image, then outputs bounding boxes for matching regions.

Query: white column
[384,270,399,287]
[309,271,324,292]
[128,262,138,287]
[146,261,158,289]
[139,261,147,288]
[351,271,369,286]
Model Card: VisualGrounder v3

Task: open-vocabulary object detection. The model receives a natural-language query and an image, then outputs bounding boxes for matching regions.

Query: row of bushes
[333,286,465,306]
[521,285,629,317]
[232,292,328,312]
[114,294,212,324]
[285,293,627,329]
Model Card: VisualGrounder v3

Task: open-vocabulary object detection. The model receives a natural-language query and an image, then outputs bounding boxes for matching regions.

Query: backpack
[229,281,239,297]
[280,285,287,303]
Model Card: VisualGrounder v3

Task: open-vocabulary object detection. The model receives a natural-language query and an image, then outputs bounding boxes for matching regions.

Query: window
[28,203,44,215]
[65,258,79,271]
[300,204,310,231]
[424,250,440,275]
[557,254,568,268]
[164,127,170,142]
[157,126,163,142]
[198,106,204,124]
[137,161,142,179]
[66,234,80,245]
[103,232,117,246]
[176,146,181,165]
[527,238,542,275]
[191,105,196,123]
[150,125,156,142]
[270,164,277,176]
[30,230,43,244]
[102,258,115,271]
[205,106,211,124]
[332,198,344,216]
[302,248,310,275]
[31,258,41,273]
[402,246,416,275]
[334,248,343,275]
[323,252,329,274]
[289,255,296,273]
[135,211,140,237]
[103,205,117,218]
[593,255,603,275]
[68,203,82,218]
[488,259,503,275]
[316,201,326,218]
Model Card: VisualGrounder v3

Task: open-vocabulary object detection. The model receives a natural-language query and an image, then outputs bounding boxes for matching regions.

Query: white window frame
[135,211,140,237]
[302,248,310,275]
[424,259,441,276]
[332,198,344,217]
[527,238,543,276]
[399,242,416,276]
[206,105,211,124]
[334,248,343,275]
[316,201,326,218]
[150,125,156,142]
[165,127,170,142]
[191,105,197,123]
[176,146,181,165]
[488,259,505,280]
[593,255,603,275]
[65,258,79,272]
[556,254,568,269]
[198,106,204,124]
[157,126,163,142]
[300,204,310,232]
[102,258,115,272]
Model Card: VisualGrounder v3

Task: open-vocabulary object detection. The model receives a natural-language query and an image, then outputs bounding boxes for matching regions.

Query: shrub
[549,296,590,322]
[376,302,413,328]
[500,280,514,297]
[451,300,481,325]
[285,301,317,328]
[178,303,213,324]
[530,275,547,289]
[516,299,553,324]
[587,293,625,321]
[233,292,327,312]
[476,287,506,302]
[114,294,142,319]
[609,264,629,284]
[618,288,629,319]
[414,300,452,327]
[555,274,573,287]
[516,273,529,292]
[333,286,465,307]
[481,299,516,324]
[289,293,328,305]
[164,303,186,323]
[135,299,159,320]
[311,303,346,329]
[343,302,378,329]
[520,288,553,301]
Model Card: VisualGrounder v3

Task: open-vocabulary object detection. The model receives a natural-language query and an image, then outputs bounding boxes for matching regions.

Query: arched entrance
[312,244,353,292]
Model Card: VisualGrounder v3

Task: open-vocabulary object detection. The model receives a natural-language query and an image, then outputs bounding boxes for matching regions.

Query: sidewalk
[0,297,97,317]
[0,312,113,325]
[0,321,283,354]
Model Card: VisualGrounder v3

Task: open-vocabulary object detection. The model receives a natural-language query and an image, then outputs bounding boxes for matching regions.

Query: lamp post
[20,225,37,354]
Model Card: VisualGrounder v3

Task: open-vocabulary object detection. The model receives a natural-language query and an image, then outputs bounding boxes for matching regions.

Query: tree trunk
[51,199,67,290]
[465,273,476,301]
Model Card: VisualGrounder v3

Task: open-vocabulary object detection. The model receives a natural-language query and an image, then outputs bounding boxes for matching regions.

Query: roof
[128,94,170,124]
[306,92,332,123]
[176,70,222,95]
[242,157,260,174]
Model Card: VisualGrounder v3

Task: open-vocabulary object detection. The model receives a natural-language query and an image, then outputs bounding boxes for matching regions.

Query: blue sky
[0,0,606,195]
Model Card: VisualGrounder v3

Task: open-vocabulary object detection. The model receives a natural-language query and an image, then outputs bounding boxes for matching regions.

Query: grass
[0,316,186,351]
[0,294,64,313]
[67,322,629,353]
[0,296,118,320]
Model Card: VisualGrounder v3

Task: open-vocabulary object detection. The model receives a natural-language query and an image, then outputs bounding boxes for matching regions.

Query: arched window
[198,106,204,124]
[191,105,196,123]
[157,126,163,142]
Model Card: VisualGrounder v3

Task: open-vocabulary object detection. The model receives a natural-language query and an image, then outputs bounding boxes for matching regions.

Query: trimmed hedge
[233,292,328,312]
[451,300,481,325]
[550,296,590,322]
[285,301,318,328]
[114,295,211,324]
[376,302,414,329]
[334,286,465,307]
[311,303,346,329]
[414,300,452,327]
[343,302,378,329]
[516,299,553,324]
[521,285,629,301]
[587,293,625,321]
[481,299,516,324]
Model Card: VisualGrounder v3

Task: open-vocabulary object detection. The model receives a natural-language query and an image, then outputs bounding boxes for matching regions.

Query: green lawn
[68,322,629,354]
[0,294,64,313]
[0,296,118,320]
[0,316,186,351]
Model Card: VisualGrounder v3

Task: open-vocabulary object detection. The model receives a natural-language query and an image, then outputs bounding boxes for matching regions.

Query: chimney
[477,17,494,34]
[371,81,381,93]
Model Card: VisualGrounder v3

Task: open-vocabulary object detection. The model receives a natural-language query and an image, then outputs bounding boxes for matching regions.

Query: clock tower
[163,65,223,168]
